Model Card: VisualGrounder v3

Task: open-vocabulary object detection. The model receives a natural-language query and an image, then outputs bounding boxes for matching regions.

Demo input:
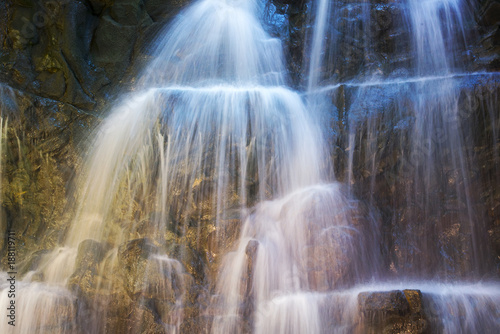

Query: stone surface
[0,0,190,110]
[358,290,428,334]
[0,86,93,265]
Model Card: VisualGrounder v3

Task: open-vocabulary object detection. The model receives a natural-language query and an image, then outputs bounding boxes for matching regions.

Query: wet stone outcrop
[67,238,197,333]
[358,289,428,334]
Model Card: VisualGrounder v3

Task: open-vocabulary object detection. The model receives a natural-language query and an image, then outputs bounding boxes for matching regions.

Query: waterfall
[0,0,498,332]
[1,0,372,332]
[307,0,497,277]
[305,0,500,331]
[307,0,331,92]
[399,0,492,276]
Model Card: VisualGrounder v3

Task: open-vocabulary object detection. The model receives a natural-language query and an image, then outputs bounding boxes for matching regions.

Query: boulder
[358,289,428,334]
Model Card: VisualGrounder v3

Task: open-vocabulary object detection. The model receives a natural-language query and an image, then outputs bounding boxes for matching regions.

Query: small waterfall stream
[0,84,12,234]
[306,0,500,331]
[0,0,499,332]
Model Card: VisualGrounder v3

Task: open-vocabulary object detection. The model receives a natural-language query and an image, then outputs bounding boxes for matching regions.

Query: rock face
[0,0,190,110]
[0,85,89,262]
[264,0,500,85]
[476,0,500,70]
[0,0,191,262]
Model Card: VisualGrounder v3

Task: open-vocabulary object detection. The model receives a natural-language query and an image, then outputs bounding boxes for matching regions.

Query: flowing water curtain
[211,183,382,333]
[331,0,493,278]
[67,89,324,248]
[0,277,78,334]
[305,0,389,90]
[57,0,328,332]
[398,0,491,277]
[419,283,500,333]
[303,0,500,331]
[67,0,322,247]
[204,2,384,331]
[141,0,286,87]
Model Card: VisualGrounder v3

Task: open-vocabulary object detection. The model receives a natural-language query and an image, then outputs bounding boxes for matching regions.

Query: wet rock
[403,289,423,314]
[242,239,259,319]
[88,0,111,15]
[358,290,428,334]
[75,239,110,270]
[91,15,138,78]
[0,0,188,111]
[478,0,500,27]
[17,249,52,276]
[103,294,167,334]
[338,74,500,278]
[358,290,411,319]
[144,0,191,22]
[70,238,193,332]
[110,0,144,26]
[68,240,110,297]
[35,70,66,99]
[204,219,241,277]
[117,238,191,324]
[117,238,160,296]
[0,87,93,266]
[306,242,353,290]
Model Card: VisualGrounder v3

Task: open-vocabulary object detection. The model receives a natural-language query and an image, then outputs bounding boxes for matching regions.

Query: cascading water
[400,0,485,277]
[1,0,378,332]
[0,0,499,332]
[211,183,380,333]
[306,0,500,331]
